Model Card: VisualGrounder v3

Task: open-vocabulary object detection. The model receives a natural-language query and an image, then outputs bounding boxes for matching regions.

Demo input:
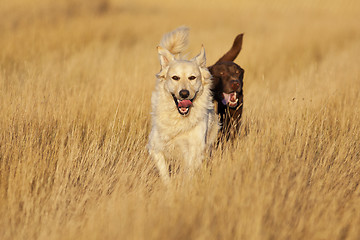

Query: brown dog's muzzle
[230,80,240,91]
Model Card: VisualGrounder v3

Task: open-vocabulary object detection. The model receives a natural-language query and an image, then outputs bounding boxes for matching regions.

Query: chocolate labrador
[208,34,244,139]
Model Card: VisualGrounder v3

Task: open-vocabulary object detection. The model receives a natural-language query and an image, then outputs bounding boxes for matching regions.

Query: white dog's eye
[172,76,180,80]
[188,76,196,80]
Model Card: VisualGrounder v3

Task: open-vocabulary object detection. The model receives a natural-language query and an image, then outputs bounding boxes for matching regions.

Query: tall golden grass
[1,0,360,239]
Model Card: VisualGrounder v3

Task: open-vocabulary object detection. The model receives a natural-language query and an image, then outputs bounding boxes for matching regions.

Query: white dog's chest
[161,122,206,158]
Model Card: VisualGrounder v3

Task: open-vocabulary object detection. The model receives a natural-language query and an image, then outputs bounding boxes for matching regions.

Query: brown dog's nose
[230,80,240,90]
[179,89,190,99]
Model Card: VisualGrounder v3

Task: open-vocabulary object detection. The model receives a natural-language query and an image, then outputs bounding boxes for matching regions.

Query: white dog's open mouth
[222,92,239,108]
[172,93,196,116]
[177,99,192,115]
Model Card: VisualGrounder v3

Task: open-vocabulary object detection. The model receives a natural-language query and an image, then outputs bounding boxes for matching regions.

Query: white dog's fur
[147,27,219,183]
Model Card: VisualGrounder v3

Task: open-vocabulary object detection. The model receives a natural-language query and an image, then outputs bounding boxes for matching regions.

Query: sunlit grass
[0,0,360,239]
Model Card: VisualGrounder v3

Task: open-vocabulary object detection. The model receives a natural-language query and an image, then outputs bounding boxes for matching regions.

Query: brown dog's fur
[208,34,244,139]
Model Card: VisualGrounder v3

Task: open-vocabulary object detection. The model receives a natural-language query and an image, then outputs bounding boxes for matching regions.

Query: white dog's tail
[160,26,189,58]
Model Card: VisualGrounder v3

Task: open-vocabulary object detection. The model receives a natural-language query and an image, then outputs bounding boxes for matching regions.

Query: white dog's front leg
[149,150,170,184]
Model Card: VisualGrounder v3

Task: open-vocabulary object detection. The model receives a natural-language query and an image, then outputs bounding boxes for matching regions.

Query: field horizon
[1,0,360,239]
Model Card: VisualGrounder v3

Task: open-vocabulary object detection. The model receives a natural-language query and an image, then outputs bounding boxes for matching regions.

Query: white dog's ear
[193,45,206,68]
[157,46,174,69]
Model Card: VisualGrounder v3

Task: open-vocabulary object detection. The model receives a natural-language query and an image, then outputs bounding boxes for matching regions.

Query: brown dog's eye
[188,76,196,80]
[220,72,224,75]
[172,76,180,80]
[235,70,239,74]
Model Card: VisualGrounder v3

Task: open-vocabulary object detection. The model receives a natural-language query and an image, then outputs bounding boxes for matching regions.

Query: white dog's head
[156,46,211,116]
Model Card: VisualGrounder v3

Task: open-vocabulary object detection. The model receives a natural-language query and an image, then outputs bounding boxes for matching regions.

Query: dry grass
[1,0,360,239]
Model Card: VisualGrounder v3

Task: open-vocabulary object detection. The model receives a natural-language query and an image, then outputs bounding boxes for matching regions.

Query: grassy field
[1,0,360,239]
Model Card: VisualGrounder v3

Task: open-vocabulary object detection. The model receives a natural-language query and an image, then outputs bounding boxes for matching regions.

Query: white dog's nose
[179,89,190,99]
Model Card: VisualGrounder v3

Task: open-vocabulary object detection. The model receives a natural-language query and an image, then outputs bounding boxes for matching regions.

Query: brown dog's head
[209,62,244,108]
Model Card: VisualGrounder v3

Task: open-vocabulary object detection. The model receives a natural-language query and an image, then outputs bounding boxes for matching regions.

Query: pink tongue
[222,93,230,105]
[178,99,192,108]
[230,93,236,101]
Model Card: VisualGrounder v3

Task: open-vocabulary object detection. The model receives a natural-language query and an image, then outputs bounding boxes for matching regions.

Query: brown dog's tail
[215,33,244,64]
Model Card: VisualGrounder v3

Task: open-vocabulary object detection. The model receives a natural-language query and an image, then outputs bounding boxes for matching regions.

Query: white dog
[147,27,219,183]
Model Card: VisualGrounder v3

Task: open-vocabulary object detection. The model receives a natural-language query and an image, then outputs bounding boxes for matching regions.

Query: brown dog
[208,34,244,139]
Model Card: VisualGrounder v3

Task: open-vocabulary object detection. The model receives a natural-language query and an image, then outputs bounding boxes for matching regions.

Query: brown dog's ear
[216,33,243,64]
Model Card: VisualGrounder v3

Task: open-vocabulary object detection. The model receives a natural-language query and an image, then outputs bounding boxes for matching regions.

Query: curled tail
[160,26,189,57]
